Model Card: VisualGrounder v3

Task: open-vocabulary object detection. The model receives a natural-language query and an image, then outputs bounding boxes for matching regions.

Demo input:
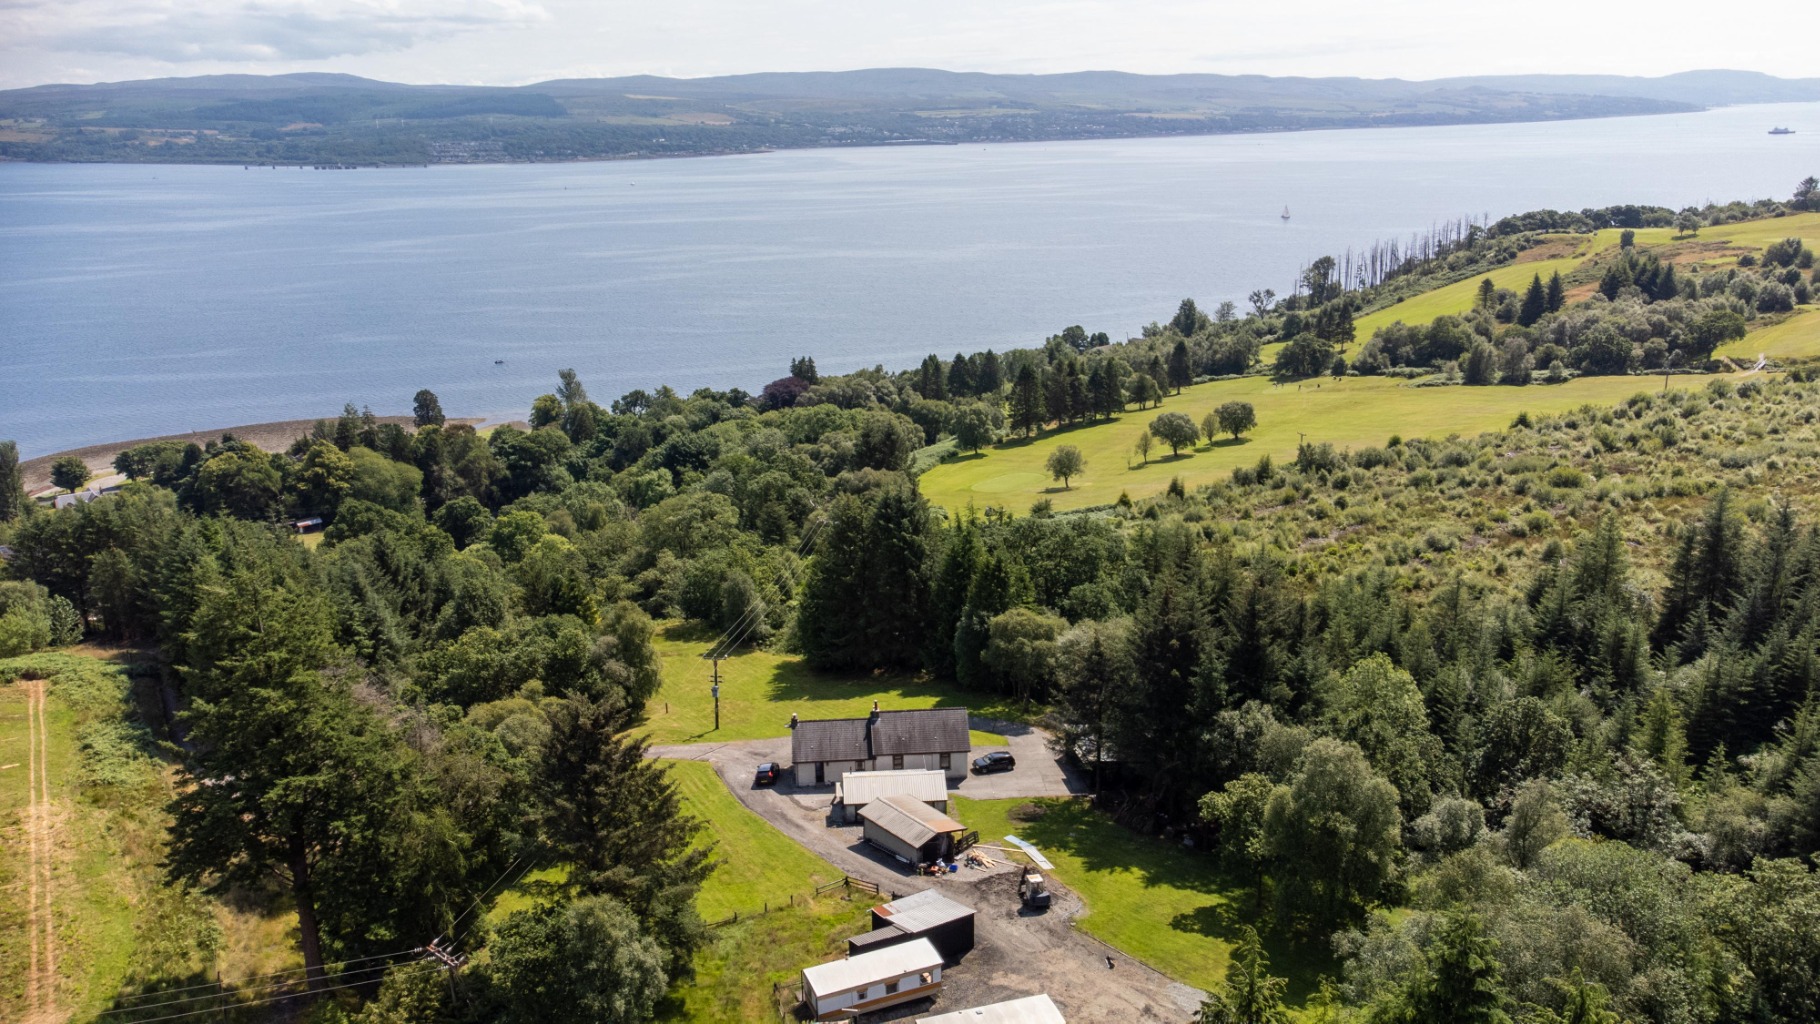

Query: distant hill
[0,67,1810,167]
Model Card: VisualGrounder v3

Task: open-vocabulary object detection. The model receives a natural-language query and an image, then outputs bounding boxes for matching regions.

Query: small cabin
[917,994,1067,1023]
[800,936,943,1021]
[860,794,967,867]
[292,517,325,534]
[834,769,950,824]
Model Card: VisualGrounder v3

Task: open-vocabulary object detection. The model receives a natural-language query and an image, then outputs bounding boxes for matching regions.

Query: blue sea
[3,100,1817,457]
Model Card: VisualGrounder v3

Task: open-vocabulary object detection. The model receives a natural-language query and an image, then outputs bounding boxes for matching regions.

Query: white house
[791,704,971,787]
[800,936,943,1021]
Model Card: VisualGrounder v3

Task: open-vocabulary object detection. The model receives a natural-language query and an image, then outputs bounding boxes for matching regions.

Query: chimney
[870,701,880,721]
[790,713,799,730]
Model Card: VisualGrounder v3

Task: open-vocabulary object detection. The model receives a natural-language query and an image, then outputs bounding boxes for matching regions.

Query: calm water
[4,101,1818,457]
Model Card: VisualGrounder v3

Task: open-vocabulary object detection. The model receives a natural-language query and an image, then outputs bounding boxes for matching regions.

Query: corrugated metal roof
[802,937,942,996]
[917,994,1066,1024]
[792,717,870,763]
[838,769,949,808]
[871,708,971,756]
[860,794,965,849]
[875,889,975,933]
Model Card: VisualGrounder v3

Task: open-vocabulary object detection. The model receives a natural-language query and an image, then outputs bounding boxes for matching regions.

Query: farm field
[953,795,1333,1003]
[918,370,1734,512]
[1718,309,1820,363]
[640,624,1016,746]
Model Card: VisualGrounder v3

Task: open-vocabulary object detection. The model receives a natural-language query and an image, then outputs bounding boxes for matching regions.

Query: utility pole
[711,659,721,731]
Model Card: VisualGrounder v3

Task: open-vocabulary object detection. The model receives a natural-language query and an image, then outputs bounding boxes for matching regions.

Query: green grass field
[919,371,1731,511]
[1352,254,1585,339]
[666,759,844,920]
[953,796,1332,1003]
[1718,309,1820,363]
[659,758,883,1023]
[639,624,1015,746]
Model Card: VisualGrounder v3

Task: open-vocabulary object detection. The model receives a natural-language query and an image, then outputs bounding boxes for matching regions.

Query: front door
[815,762,825,785]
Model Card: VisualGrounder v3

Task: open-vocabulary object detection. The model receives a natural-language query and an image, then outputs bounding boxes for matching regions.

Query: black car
[972,751,1016,773]
[754,762,782,785]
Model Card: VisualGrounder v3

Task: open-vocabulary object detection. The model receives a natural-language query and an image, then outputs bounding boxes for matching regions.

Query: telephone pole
[711,659,721,731]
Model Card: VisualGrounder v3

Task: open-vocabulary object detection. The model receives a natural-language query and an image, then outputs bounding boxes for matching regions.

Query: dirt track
[20,678,59,1023]
[652,735,1202,1023]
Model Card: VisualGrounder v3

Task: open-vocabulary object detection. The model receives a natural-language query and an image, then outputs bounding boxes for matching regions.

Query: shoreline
[18,415,486,493]
[1,102,1779,172]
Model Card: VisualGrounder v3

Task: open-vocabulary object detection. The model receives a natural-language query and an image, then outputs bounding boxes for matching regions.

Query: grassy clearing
[639,623,1017,746]
[954,796,1333,1003]
[1353,254,1584,339]
[1718,309,1820,363]
[919,371,1732,511]
[665,759,844,920]
[0,651,297,1022]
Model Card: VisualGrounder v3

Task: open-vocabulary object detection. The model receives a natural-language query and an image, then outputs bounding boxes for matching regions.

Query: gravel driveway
[647,725,1199,1022]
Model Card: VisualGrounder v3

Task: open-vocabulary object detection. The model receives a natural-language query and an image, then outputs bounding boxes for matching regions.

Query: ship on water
[1769,127,1795,135]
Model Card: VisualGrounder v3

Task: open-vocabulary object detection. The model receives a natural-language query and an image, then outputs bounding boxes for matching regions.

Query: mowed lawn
[1718,309,1820,363]
[919,371,1734,511]
[953,796,1333,1003]
[638,623,1015,746]
[666,759,845,920]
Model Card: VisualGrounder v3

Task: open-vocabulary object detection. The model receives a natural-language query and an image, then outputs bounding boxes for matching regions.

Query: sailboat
[1280,205,1291,221]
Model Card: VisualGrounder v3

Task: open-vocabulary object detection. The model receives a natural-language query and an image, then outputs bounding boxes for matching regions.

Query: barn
[847,889,976,960]
[800,936,943,1021]
[833,769,950,824]
[860,794,968,867]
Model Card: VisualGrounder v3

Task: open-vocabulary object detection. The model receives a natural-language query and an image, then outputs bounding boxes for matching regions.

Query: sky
[0,0,1813,91]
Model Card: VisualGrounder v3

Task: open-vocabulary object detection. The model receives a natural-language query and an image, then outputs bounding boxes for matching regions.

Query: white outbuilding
[833,768,950,824]
[800,936,943,1021]
[918,994,1067,1024]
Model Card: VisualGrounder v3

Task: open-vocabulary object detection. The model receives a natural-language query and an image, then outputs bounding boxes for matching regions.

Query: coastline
[18,415,484,493]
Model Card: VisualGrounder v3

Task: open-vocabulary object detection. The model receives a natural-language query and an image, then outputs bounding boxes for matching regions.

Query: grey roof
[837,770,949,808]
[802,937,941,997]
[875,889,975,933]
[860,793,966,849]
[871,708,970,756]
[918,994,1066,1024]
[793,717,870,763]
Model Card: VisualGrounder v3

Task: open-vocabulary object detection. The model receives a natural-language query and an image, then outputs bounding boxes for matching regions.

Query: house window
[939,753,952,770]
[892,755,904,770]
[885,978,900,995]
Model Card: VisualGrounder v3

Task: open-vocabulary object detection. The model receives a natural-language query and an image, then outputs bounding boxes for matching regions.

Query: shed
[860,794,966,866]
[849,888,975,960]
[834,769,949,824]
[801,936,943,1021]
[792,717,871,787]
[292,517,325,534]
[917,994,1066,1024]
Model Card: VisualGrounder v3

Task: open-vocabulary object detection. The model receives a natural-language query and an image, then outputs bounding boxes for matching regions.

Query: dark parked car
[972,751,1016,774]
[754,762,782,786]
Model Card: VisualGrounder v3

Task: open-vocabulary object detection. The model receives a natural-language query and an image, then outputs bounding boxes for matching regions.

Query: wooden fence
[705,874,894,929]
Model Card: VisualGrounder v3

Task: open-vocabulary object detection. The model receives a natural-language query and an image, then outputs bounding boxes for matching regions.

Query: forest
[2,190,1819,1024]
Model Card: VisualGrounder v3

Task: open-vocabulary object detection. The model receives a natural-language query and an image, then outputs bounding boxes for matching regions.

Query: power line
[95,955,425,1017]
[450,854,545,950]
[442,851,523,938]
[96,962,447,1024]
[704,511,826,662]
[98,948,423,1008]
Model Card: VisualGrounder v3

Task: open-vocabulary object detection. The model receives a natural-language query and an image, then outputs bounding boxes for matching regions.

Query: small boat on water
[494,359,505,365]
[1280,205,1291,220]
[1769,127,1795,135]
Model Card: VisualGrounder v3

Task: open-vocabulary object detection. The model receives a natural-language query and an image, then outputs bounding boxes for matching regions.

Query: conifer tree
[0,440,26,522]
[946,351,974,397]
[1009,363,1046,436]
[1168,338,1193,393]
[1518,274,1547,326]
[1545,270,1566,312]
[1198,926,1292,1024]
